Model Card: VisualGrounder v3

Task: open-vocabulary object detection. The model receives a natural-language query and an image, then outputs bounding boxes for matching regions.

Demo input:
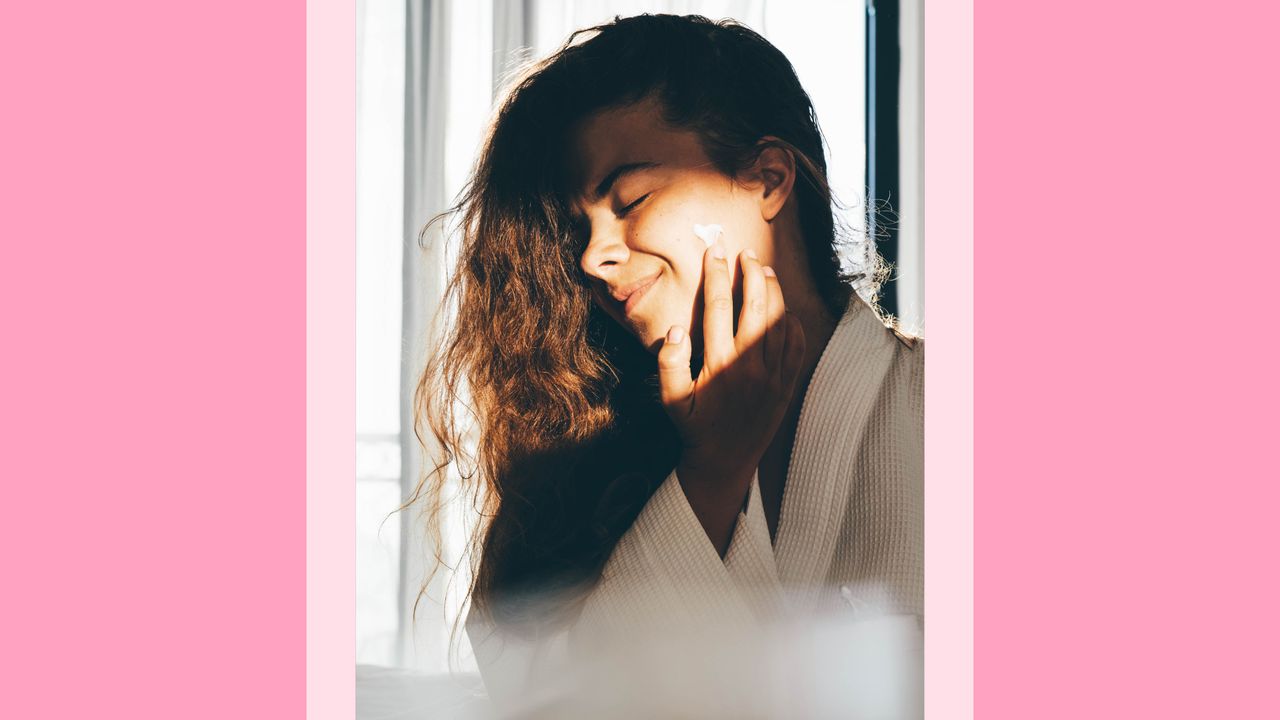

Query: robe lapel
[773,297,899,613]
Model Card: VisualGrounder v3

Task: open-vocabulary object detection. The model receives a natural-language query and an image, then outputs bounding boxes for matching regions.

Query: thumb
[657,325,694,420]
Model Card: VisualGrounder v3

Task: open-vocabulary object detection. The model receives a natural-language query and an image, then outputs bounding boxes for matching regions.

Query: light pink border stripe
[307,0,355,717]
[924,0,974,716]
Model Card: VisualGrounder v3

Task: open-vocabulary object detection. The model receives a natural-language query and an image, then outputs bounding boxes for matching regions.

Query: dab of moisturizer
[692,223,723,247]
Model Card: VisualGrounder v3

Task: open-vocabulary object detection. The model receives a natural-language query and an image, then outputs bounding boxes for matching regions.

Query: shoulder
[853,298,922,353]
[855,303,922,410]
[892,326,921,351]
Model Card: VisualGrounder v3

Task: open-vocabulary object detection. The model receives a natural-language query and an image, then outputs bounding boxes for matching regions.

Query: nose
[579,224,630,281]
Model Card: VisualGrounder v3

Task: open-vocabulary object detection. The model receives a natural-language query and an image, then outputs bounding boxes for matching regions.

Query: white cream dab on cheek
[692,223,723,247]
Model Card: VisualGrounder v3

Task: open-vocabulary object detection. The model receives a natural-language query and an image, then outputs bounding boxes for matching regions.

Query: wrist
[675,454,755,500]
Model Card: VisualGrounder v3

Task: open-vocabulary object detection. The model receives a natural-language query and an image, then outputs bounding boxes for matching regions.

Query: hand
[657,237,806,509]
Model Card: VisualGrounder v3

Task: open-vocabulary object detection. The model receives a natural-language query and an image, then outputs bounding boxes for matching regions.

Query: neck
[768,230,842,397]
[790,291,839,401]
[765,268,839,424]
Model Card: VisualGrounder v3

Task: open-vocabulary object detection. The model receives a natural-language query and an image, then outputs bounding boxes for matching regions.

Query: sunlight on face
[569,96,771,353]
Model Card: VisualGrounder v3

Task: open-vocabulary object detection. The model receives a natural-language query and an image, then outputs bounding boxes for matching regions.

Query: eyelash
[617,193,651,217]
[569,192,651,250]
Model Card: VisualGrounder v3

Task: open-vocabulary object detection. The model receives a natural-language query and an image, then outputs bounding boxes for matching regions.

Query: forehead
[568,97,710,196]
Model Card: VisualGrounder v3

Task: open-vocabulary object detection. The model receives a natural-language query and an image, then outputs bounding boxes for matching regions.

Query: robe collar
[771,295,901,611]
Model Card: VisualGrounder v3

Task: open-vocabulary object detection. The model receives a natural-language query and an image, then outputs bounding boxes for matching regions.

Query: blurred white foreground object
[480,609,922,718]
[355,665,490,719]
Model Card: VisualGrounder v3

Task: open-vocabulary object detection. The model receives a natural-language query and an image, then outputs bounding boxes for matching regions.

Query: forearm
[675,457,755,558]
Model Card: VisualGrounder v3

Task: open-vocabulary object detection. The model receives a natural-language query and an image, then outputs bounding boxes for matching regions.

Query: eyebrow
[592,161,660,201]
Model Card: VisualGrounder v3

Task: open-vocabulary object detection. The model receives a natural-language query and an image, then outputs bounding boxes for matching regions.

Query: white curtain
[358,0,882,674]
[355,0,408,669]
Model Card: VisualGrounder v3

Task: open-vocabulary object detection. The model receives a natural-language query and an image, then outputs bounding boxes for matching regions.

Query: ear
[752,138,797,223]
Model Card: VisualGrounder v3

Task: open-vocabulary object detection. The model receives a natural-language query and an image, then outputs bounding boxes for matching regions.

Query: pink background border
[11,0,1279,717]
[977,2,1279,718]
[3,1,305,718]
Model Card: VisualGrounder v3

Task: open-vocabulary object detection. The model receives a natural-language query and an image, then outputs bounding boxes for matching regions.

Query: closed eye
[616,193,651,218]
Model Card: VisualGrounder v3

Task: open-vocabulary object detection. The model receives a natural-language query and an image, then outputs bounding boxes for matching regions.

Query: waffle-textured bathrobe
[466,295,924,710]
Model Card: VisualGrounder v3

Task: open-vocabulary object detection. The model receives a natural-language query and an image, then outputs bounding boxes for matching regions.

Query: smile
[622,274,660,317]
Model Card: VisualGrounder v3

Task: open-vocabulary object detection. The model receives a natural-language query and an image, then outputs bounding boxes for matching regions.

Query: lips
[608,273,660,317]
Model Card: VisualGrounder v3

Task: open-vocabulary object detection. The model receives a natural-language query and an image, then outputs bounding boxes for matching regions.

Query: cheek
[631,188,743,301]
[629,212,701,269]
[633,204,716,266]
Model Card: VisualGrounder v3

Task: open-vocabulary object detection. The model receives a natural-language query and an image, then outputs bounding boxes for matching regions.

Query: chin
[642,332,665,355]
[620,318,662,355]
[631,309,695,354]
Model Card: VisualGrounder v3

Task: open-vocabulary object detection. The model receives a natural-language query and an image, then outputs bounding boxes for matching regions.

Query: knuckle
[708,296,734,313]
[749,297,767,315]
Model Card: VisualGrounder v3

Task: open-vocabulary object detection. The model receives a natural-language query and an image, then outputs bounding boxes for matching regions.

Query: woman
[414,13,923,711]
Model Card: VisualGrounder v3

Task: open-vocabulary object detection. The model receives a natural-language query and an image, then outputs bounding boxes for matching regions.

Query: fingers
[701,241,736,369]
[658,325,695,420]
[762,264,787,367]
[734,249,768,372]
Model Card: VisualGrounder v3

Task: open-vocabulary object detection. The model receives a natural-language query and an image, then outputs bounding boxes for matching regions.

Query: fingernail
[745,249,758,260]
[712,243,726,260]
[667,326,685,345]
[763,266,776,278]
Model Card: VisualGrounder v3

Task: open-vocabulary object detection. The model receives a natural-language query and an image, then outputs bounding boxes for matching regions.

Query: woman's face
[569,97,772,353]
